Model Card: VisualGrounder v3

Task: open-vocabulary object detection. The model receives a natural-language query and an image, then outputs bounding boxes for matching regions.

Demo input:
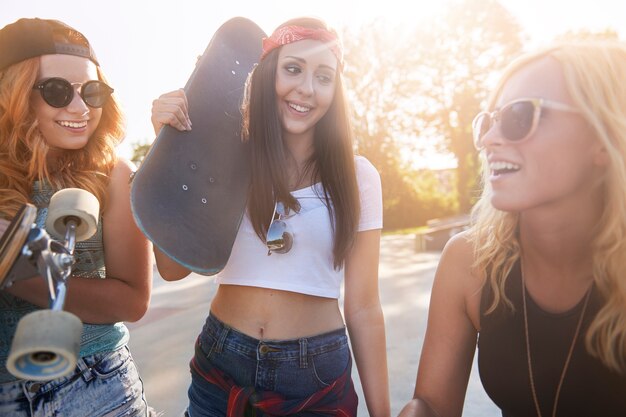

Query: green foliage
[342,0,524,227]
[130,142,152,167]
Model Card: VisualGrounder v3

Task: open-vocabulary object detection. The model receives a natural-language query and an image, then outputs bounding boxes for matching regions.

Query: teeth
[489,161,520,171]
[58,121,87,128]
[289,102,310,113]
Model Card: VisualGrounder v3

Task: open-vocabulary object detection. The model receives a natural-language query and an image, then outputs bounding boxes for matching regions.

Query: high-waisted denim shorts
[187,312,356,417]
[0,345,148,417]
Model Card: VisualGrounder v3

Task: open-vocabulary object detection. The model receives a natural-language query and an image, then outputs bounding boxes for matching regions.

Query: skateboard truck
[1,188,99,381]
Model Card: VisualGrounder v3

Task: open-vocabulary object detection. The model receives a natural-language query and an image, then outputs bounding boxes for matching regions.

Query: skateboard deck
[130,17,266,275]
[0,204,37,287]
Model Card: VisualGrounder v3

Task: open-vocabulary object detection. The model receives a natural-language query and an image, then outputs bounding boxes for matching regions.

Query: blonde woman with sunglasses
[0,18,153,416]
[399,40,626,417]
[151,17,388,417]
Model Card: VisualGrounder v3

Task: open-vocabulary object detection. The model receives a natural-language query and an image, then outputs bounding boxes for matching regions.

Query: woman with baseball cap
[0,18,153,416]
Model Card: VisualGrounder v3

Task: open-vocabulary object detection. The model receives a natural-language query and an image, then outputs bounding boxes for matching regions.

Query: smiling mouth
[288,102,311,114]
[57,121,88,129]
[489,161,521,176]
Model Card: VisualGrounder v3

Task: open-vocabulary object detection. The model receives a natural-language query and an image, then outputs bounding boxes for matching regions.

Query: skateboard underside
[131,17,266,275]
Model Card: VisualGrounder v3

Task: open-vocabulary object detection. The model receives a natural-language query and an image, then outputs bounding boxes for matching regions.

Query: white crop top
[215,156,382,298]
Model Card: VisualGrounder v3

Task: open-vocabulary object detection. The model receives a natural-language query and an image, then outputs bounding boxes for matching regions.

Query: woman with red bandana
[152,17,390,417]
[0,18,153,416]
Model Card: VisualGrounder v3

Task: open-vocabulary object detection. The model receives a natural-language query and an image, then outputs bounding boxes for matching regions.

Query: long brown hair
[242,17,359,268]
[0,28,124,219]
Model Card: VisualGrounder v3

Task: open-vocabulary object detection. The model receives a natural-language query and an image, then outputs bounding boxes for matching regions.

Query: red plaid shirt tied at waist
[190,340,358,416]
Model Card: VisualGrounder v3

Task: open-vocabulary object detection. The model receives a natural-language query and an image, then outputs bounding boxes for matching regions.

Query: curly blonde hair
[0,52,124,218]
[470,40,626,374]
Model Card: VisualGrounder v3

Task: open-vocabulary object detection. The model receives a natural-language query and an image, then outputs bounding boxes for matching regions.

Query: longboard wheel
[46,188,99,242]
[7,310,82,381]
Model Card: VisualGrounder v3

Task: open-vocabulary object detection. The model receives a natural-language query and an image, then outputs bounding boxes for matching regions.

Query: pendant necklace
[521,261,592,417]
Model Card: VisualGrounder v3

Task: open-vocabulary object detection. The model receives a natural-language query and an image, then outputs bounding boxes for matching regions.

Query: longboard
[130,17,266,275]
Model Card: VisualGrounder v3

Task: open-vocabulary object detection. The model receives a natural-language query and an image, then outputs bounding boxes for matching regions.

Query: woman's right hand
[151,89,192,135]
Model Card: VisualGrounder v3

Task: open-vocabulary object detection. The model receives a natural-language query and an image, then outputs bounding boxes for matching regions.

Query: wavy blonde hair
[0,54,124,218]
[470,40,626,373]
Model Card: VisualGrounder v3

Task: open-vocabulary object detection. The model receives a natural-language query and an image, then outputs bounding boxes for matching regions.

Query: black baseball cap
[0,18,99,71]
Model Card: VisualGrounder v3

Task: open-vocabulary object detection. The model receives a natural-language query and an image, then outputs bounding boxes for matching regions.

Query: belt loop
[77,357,94,382]
[299,338,308,368]
[215,324,230,354]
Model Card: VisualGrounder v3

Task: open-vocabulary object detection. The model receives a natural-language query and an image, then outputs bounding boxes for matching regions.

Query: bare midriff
[210,284,345,340]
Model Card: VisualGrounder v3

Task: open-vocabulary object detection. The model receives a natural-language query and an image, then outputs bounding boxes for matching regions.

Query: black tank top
[478,261,626,417]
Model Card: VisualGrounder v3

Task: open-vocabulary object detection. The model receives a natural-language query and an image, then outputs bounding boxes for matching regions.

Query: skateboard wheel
[7,310,82,381]
[46,188,99,242]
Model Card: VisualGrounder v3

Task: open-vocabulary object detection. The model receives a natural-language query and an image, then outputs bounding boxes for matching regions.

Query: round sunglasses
[266,201,294,255]
[472,98,579,150]
[33,77,114,108]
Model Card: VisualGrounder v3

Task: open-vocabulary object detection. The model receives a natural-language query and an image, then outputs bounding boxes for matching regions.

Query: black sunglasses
[33,77,114,108]
[472,98,579,150]
[266,201,293,255]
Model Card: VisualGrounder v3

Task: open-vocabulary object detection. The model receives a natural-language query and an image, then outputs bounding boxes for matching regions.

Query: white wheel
[7,310,82,381]
[46,188,99,242]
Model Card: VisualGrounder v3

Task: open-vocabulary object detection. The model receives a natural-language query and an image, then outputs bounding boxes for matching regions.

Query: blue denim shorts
[0,346,149,417]
[187,313,355,417]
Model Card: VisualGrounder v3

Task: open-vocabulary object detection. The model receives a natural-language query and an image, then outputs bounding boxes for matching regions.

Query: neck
[518,185,603,265]
[283,130,316,189]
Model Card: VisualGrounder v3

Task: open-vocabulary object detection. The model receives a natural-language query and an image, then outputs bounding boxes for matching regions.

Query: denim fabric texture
[0,346,148,417]
[187,313,354,417]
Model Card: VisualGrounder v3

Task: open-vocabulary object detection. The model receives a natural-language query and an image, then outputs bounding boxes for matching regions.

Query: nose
[296,72,314,96]
[66,86,89,114]
[479,121,504,149]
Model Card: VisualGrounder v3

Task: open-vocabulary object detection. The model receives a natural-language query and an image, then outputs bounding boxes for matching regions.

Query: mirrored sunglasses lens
[81,81,112,108]
[267,220,292,253]
[501,101,535,141]
[42,79,73,108]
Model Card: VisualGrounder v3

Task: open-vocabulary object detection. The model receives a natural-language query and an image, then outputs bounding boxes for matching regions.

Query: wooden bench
[415,215,470,252]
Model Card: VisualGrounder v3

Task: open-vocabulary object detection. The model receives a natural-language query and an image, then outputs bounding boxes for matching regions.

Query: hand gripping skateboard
[130,17,266,275]
[0,188,99,381]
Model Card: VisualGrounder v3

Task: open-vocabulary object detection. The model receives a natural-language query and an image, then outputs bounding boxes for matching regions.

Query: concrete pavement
[127,234,500,416]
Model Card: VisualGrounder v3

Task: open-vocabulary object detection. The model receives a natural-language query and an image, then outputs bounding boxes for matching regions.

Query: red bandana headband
[260,25,344,67]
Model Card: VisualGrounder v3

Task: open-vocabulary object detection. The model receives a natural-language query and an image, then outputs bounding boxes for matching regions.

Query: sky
[2,0,625,167]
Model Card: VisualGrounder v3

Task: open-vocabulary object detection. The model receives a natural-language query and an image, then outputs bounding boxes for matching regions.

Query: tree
[342,0,524,220]
[342,21,456,228]
[130,142,151,167]
[409,0,524,212]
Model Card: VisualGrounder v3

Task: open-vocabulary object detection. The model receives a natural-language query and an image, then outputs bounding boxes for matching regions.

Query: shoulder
[439,230,482,279]
[436,230,480,289]
[104,158,135,209]
[441,230,474,263]
[109,158,136,183]
[354,155,380,180]
[353,155,381,190]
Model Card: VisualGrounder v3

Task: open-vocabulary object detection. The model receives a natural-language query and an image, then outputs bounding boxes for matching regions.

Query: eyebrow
[283,55,337,72]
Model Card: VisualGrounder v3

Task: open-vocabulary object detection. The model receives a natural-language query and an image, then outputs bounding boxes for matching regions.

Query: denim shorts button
[259,345,269,354]
[29,383,41,393]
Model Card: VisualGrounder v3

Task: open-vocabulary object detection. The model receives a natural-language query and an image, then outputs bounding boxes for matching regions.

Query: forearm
[154,246,191,281]
[4,274,150,324]
[346,304,390,417]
